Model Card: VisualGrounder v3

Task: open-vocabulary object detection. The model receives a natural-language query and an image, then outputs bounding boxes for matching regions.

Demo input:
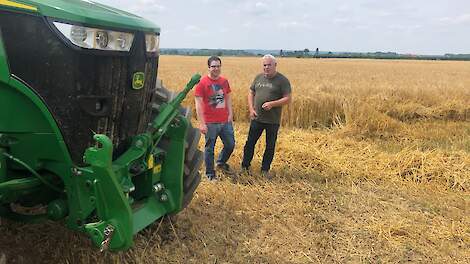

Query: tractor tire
[154,79,202,210]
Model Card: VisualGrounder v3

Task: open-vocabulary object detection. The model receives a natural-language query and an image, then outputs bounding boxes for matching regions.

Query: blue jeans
[204,122,235,176]
[241,120,280,172]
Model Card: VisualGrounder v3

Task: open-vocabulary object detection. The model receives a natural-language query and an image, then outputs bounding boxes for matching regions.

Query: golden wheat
[159,56,470,130]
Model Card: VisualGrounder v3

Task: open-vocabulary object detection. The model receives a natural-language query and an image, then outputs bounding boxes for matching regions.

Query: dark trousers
[242,120,280,172]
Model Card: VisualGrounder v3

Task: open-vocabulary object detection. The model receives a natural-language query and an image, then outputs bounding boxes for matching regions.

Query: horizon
[159,47,465,57]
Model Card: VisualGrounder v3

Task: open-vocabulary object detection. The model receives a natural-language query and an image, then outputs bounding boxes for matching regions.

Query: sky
[93,0,470,55]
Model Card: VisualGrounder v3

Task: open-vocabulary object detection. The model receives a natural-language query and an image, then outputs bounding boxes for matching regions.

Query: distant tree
[303,48,310,57]
[315,48,319,56]
[280,49,284,57]
[168,49,179,55]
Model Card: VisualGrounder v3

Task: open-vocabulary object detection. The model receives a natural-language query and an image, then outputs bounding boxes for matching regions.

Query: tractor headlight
[53,22,134,51]
[145,33,160,53]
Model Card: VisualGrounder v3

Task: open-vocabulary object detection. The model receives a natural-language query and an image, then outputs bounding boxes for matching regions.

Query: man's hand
[249,109,258,120]
[262,101,274,110]
[199,123,208,134]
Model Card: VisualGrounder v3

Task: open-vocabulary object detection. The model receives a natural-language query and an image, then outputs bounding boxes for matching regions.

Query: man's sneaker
[206,173,217,181]
[216,163,235,175]
[208,177,218,182]
[261,170,275,180]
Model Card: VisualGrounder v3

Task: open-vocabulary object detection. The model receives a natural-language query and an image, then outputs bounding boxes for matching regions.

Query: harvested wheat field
[0,56,469,263]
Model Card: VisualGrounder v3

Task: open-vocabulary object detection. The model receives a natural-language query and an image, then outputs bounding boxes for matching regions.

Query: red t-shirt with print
[194,75,231,123]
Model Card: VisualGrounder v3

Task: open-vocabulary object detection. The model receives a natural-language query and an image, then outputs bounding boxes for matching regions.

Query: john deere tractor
[0,0,202,251]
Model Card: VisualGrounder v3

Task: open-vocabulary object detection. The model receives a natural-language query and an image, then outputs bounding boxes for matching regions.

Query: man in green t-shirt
[241,54,292,179]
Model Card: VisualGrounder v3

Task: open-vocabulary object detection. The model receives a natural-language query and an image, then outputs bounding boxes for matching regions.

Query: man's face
[208,60,221,78]
[262,58,277,78]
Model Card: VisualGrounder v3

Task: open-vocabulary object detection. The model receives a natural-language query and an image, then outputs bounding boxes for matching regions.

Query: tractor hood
[3,0,159,33]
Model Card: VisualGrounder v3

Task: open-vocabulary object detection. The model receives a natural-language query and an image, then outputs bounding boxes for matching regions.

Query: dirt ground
[1,121,469,263]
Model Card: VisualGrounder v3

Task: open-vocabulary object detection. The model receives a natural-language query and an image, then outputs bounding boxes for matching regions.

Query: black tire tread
[185,126,201,162]
[154,79,202,210]
[183,151,203,193]
[182,172,201,209]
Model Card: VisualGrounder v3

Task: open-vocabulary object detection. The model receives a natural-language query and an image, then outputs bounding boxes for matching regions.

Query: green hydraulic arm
[78,74,201,251]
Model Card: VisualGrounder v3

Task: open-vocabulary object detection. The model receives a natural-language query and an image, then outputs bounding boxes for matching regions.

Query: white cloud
[97,0,166,16]
[219,27,229,33]
[255,2,267,9]
[388,24,422,30]
[242,21,253,28]
[353,25,370,31]
[183,25,207,37]
[278,21,311,30]
[333,17,350,24]
[374,10,393,17]
[438,14,470,25]
[245,1,270,16]
[337,4,350,12]
[184,25,201,32]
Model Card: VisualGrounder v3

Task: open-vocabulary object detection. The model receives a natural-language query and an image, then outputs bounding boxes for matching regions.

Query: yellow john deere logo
[132,72,145,89]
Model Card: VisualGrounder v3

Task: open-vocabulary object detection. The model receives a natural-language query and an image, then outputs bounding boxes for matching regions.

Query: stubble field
[0,56,469,263]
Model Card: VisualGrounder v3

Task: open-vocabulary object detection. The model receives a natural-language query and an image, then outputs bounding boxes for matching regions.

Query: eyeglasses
[210,65,221,68]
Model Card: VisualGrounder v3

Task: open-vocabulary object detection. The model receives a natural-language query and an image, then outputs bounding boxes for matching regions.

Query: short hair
[262,54,277,63]
[207,56,222,67]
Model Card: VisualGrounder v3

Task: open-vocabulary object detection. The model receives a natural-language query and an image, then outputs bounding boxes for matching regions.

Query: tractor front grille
[0,11,158,164]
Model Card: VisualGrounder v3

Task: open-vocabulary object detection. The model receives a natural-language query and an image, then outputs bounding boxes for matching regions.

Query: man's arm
[194,96,207,134]
[262,93,292,110]
[226,93,233,122]
[248,90,257,119]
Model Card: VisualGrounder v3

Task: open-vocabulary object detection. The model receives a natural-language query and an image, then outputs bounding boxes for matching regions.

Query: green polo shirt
[250,72,291,124]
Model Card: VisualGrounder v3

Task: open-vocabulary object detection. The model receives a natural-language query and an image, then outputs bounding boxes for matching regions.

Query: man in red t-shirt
[195,56,235,181]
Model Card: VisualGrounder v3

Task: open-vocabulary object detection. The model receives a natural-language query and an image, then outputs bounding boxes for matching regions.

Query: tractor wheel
[153,79,202,209]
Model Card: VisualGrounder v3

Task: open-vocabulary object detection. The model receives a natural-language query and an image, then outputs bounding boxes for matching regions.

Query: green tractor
[0,0,202,251]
